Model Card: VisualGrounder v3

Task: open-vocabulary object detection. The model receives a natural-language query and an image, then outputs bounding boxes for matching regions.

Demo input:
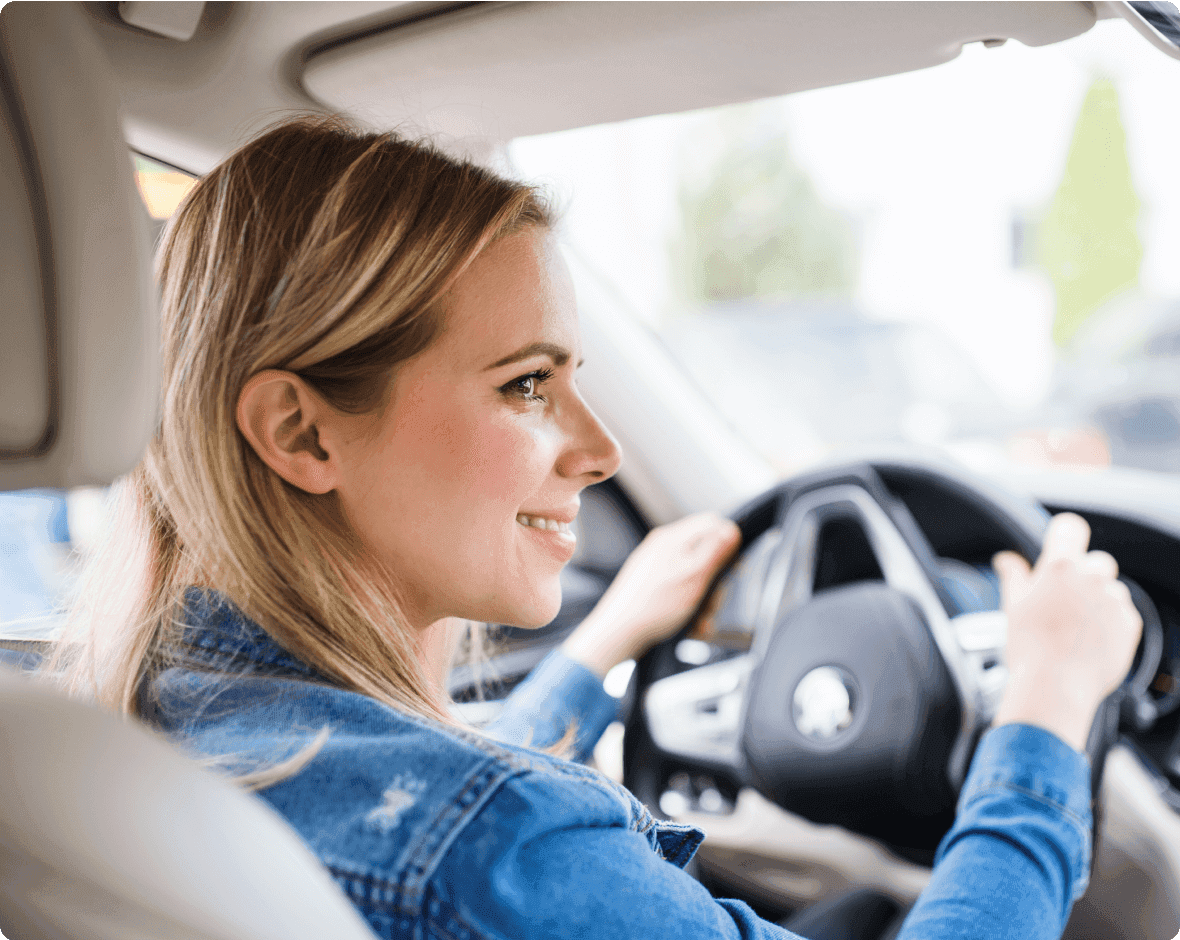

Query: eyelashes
[501,367,555,402]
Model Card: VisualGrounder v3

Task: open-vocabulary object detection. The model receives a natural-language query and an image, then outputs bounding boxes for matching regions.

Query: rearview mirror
[1111,0,1180,60]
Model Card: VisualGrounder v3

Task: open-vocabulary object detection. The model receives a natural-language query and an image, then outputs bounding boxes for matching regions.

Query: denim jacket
[144,590,1092,940]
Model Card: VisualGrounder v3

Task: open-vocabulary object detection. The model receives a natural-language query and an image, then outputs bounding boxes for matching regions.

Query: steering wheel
[623,460,1122,858]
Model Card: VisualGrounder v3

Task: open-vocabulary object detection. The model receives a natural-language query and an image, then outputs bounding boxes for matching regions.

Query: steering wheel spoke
[644,655,752,771]
[950,610,1009,725]
[759,483,985,787]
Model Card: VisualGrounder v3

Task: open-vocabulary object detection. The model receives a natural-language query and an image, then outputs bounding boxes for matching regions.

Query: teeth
[516,513,573,535]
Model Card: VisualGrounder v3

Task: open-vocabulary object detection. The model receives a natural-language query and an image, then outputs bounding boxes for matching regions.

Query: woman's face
[332,228,621,630]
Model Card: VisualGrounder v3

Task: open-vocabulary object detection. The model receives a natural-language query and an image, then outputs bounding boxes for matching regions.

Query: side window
[0,489,70,634]
[133,152,198,244]
[0,487,109,643]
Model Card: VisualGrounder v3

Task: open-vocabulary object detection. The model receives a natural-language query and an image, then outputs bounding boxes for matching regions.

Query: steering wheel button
[952,611,1008,651]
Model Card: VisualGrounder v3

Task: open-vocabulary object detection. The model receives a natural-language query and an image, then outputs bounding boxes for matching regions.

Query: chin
[495,582,564,629]
[510,600,563,629]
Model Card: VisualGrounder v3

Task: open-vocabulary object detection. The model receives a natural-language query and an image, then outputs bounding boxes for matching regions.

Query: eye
[501,367,554,402]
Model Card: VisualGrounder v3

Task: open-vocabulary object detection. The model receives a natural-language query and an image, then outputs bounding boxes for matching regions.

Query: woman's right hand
[992,512,1143,752]
[560,512,741,679]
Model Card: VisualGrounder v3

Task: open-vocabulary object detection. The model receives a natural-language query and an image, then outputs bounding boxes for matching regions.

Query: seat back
[0,668,377,940]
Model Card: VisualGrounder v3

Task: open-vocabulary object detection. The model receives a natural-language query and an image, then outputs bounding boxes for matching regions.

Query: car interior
[4,3,1180,939]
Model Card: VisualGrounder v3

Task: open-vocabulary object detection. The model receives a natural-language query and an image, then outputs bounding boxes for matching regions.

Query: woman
[61,116,1141,940]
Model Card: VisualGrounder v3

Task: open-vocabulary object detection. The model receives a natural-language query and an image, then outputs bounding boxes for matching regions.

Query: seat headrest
[0,2,158,491]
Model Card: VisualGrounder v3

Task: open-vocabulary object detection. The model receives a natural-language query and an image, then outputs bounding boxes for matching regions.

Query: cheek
[445,415,557,507]
[368,405,559,581]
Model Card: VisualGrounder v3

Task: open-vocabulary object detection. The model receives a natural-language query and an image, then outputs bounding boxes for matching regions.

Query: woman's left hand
[560,512,741,678]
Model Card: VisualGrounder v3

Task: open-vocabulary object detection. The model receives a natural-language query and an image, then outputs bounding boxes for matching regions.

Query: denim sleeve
[425,766,808,940]
[483,650,620,762]
[416,722,1090,940]
[896,723,1092,940]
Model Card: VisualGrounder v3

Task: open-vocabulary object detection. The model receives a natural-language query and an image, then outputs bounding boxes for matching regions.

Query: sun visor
[0,3,158,491]
[303,1,1097,144]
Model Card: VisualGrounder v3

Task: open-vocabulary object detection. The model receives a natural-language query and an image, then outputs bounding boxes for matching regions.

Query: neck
[417,617,467,705]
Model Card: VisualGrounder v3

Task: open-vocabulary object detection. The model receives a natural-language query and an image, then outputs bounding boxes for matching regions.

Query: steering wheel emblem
[792,666,855,740]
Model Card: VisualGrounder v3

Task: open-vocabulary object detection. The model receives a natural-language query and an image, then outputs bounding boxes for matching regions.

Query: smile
[516,514,575,537]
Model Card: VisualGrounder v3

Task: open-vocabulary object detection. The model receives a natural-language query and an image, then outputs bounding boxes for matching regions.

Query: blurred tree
[670,115,856,305]
[1036,78,1142,346]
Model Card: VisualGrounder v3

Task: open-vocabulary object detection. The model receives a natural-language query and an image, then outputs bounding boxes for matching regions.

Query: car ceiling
[85,1,1102,175]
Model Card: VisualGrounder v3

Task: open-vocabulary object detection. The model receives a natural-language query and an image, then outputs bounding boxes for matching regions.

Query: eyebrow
[484,342,573,370]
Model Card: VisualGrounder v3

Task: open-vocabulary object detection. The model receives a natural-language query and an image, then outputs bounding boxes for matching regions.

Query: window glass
[0,487,108,639]
[509,18,1180,480]
[0,489,70,633]
[133,153,197,220]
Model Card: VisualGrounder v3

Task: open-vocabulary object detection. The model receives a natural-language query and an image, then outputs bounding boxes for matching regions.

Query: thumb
[993,551,1032,607]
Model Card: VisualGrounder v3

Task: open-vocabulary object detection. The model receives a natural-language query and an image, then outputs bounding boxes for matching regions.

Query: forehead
[436,228,578,370]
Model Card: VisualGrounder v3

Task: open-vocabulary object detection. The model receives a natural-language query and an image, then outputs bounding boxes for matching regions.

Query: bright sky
[509,17,1180,411]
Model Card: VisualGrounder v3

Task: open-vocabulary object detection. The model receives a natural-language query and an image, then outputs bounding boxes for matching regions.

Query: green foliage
[1036,78,1142,347]
[671,119,856,305]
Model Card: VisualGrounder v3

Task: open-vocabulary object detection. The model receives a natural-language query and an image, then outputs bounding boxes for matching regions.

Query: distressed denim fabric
[145,589,1091,940]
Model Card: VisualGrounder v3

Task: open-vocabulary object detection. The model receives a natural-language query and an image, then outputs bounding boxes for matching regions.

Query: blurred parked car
[1045,294,1180,472]
[660,303,1013,474]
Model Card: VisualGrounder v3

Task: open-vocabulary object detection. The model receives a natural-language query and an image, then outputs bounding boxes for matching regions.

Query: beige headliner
[85,1,1100,174]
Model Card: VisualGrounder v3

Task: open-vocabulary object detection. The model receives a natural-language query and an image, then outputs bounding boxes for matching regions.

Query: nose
[556,393,622,482]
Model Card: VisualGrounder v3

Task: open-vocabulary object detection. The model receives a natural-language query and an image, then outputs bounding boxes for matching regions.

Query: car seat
[0,5,375,938]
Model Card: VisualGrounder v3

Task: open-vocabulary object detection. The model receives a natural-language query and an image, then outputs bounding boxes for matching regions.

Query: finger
[670,511,725,541]
[683,514,738,552]
[696,526,741,571]
[1083,550,1118,581]
[713,524,742,568]
[993,550,1032,605]
[713,518,741,551]
[1106,578,1134,611]
[1040,512,1091,563]
[695,582,726,639]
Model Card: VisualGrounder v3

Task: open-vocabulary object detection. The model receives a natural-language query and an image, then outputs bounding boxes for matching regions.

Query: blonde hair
[54,116,552,730]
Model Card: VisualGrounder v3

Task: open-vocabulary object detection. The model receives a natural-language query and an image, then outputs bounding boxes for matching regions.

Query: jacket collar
[178,587,325,682]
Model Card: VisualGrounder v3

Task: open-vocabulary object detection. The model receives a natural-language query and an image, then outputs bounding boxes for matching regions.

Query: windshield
[509,17,1180,481]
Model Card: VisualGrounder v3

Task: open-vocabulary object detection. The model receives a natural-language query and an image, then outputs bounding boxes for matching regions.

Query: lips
[515,513,574,535]
[515,508,578,561]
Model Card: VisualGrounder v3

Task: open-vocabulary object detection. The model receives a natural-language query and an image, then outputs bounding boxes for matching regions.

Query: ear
[236,370,341,494]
